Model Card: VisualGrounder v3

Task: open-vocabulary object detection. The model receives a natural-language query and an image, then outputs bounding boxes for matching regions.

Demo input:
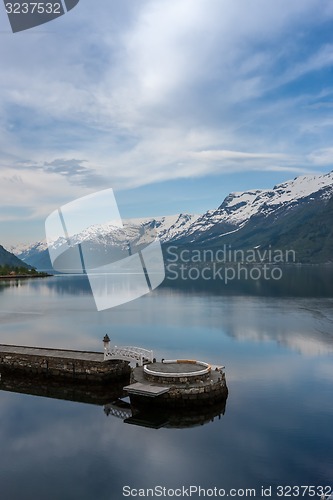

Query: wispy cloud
[308,148,333,166]
[1,0,333,233]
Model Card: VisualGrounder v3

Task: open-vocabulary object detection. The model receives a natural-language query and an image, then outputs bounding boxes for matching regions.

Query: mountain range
[5,170,333,270]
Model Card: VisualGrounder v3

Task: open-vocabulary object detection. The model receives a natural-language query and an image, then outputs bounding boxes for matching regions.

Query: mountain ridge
[8,170,333,269]
[0,245,31,269]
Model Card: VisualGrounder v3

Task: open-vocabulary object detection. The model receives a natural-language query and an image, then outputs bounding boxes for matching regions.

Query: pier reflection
[0,372,227,429]
[123,401,227,429]
[0,371,129,406]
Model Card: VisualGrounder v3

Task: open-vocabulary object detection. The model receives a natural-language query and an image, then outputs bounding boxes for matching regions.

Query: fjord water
[0,271,332,499]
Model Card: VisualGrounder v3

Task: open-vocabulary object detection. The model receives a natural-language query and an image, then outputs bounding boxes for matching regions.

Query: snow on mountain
[12,213,200,261]
[9,170,333,267]
[224,170,333,218]
[173,170,333,243]
[0,245,31,268]
[270,171,333,204]
[148,213,201,241]
[9,240,49,260]
[61,213,201,247]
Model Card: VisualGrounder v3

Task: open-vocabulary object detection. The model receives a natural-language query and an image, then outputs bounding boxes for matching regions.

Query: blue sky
[1,0,333,246]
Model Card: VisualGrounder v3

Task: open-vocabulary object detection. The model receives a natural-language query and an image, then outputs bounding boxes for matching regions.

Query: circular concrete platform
[144,359,211,383]
[129,362,228,408]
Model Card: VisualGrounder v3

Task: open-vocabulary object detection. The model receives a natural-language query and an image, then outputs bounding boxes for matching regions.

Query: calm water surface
[0,274,332,499]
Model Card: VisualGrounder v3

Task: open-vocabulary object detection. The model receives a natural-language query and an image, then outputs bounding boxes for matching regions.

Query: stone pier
[0,344,130,383]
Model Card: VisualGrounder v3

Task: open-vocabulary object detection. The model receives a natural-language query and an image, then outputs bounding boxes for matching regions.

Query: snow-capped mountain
[10,213,201,270]
[169,170,333,244]
[0,245,31,268]
[9,170,333,268]
[9,240,49,261]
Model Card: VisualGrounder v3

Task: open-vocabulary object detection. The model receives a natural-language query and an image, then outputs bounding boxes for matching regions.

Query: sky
[1,0,333,247]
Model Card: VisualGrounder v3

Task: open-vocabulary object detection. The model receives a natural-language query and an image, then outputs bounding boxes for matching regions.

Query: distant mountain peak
[8,169,333,268]
[0,244,31,268]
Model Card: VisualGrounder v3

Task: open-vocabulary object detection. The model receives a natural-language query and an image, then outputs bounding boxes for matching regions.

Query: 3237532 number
[5,3,61,14]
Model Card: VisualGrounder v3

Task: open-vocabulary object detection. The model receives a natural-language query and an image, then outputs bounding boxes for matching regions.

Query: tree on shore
[0,265,42,276]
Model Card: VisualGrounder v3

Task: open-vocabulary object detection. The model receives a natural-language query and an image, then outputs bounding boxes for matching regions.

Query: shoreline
[0,273,52,280]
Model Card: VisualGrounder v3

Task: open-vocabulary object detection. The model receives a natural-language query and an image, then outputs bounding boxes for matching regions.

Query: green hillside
[0,245,31,268]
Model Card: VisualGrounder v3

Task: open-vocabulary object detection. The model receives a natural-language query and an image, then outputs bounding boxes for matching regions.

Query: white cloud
[0,165,92,221]
[190,150,288,161]
[1,0,333,226]
[308,148,333,166]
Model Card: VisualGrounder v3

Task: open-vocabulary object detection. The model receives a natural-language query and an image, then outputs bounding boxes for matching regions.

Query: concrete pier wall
[0,345,131,383]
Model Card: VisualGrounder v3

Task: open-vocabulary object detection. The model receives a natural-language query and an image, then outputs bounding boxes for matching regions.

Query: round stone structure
[128,358,228,408]
[144,359,211,384]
